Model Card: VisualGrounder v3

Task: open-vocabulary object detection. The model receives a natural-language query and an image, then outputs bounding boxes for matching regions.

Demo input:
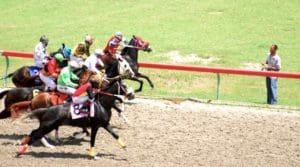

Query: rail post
[4,55,9,87]
[216,73,221,100]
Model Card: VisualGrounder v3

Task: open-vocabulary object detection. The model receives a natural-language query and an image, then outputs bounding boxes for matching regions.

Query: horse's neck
[122,48,138,62]
[79,71,94,85]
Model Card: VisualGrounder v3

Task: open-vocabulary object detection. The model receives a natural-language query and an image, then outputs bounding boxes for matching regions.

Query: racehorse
[0,86,44,119]
[121,35,154,92]
[0,57,134,120]
[17,81,127,159]
[6,44,70,87]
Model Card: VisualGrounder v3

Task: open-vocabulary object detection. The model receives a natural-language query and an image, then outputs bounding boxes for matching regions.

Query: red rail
[2,50,33,58]
[139,62,300,79]
[2,50,300,79]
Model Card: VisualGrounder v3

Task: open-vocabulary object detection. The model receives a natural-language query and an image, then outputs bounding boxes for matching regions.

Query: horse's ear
[132,35,136,39]
[62,43,65,49]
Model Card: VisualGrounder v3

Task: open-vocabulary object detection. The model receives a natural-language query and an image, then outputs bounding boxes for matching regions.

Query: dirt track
[0,98,299,167]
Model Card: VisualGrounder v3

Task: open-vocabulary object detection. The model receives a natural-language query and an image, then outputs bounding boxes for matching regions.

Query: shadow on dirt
[21,151,127,161]
[0,133,25,140]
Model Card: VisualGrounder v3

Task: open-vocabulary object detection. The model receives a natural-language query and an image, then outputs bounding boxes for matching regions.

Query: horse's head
[117,57,134,78]
[129,35,152,53]
[89,73,106,89]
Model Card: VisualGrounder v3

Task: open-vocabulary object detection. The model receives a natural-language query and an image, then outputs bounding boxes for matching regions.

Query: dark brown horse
[121,35,154,92]
[6,45,69,87]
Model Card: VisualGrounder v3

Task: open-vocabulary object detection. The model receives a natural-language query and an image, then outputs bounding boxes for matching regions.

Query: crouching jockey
[84,49,106,74]
[39,53,64,91]
[72,72,103,105]
[57,61,79,95]
[71,35,94,68]
[104,31,128,60]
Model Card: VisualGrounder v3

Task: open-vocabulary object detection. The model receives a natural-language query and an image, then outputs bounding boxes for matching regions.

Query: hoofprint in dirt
[0,98,299,167]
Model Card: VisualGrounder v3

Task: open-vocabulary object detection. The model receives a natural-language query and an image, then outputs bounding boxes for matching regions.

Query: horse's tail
[6,72,14,78]
[0,89,10,100]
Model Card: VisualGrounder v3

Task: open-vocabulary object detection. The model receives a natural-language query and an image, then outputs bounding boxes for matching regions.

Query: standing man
[262,44,281,105]
[34,35,49,69]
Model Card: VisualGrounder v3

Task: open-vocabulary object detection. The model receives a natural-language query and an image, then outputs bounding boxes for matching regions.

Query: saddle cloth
[70,102,95,119]
[29,66,41,77]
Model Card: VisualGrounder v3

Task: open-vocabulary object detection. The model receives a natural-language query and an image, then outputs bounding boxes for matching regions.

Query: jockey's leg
[57,85,76,95]
[48,79,57,91]
[39,73,54,91]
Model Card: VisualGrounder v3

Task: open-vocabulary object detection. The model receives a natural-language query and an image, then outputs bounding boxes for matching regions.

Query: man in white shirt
[84,49,105,74]
[262,44,281,105]
[34,35,49,68]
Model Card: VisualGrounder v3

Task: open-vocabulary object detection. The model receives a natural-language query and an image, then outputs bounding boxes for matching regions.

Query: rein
[124,44,144,50]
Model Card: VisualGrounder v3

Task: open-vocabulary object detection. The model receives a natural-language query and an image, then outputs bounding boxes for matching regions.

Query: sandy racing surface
[0,97,299,167]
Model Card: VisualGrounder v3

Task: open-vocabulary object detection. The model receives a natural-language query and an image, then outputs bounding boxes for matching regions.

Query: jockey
[72,74,103,107]
[104,32,128,60]
[57,61,80,95]
[84,49,105,74]
[39,53,65,91]
[34,35,49,68]
[71,34,94,68]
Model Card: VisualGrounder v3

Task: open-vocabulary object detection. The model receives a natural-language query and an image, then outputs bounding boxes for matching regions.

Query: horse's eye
[124,64,127,68]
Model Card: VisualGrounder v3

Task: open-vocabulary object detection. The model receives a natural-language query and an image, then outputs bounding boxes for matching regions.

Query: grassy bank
[0,0,299,106]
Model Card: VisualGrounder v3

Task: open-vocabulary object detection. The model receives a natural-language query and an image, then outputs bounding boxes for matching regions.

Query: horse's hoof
[73,132,85,139]
[15,140,22,146]
[117,138,126,148]
[94,156,100,160]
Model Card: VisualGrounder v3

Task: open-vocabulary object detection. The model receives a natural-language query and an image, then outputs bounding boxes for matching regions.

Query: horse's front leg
[113,105,130,125]
[89,126,99,158]
[137,73,154,89]
[129,77,143,93]
[104,124,126,148]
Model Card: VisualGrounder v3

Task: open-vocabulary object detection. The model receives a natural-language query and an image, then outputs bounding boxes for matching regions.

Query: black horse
[121,35,154,92]
[0,86,44,119]
[17,81,127,159]
[6,44,70,87]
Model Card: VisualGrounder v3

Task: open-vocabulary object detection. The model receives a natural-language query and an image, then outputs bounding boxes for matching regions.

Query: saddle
[29,66,43,85]
[70,101,95,120]
[29,66,41,77]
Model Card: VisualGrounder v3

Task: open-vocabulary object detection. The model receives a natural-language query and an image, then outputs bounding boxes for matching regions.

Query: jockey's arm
[47,61,59,79]
[70,71,79,81]
[87,85,95,100]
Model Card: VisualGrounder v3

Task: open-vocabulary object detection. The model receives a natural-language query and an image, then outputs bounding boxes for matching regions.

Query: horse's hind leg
[104,124,126,148]
[0,109,11,119]
[18,121,59,155]
[137,73,154,89]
